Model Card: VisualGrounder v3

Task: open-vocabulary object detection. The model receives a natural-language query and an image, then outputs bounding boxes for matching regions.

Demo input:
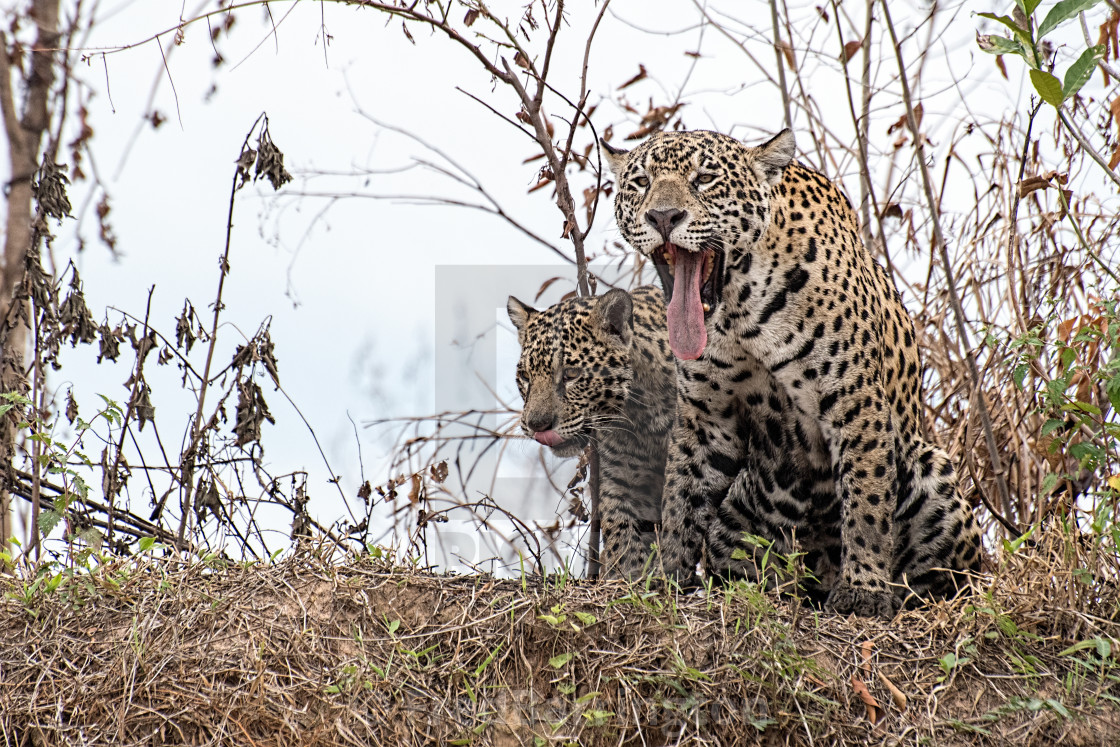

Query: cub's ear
[600,139,629,177]
[595,289,633,347]
[752,128,796,186]
[507,296,537,333]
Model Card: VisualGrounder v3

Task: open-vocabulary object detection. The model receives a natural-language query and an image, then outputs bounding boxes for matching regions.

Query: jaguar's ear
[595,289,633,348]
[507,296,537,334]
[752,128,796,186]
[600,139,629,177]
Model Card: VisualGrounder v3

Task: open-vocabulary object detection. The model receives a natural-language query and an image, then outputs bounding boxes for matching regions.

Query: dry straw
[2,522,1117,746]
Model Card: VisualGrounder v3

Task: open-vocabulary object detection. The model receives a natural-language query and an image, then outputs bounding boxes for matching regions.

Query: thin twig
[1057,108,1120,190]
[880,0,1013,516]
[768,0,792,130]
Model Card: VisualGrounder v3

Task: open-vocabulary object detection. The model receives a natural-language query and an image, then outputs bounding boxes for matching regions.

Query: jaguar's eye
[633,175,650,189]
[694,172,717,186]
[562,367,582,382]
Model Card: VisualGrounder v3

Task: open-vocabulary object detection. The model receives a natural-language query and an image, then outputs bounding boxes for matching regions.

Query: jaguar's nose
[645,208,687,241]
[524,413,556,433]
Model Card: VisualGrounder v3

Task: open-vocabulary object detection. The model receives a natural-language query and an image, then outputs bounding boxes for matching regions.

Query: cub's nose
[524,413,556,433]
[645,208,687,241]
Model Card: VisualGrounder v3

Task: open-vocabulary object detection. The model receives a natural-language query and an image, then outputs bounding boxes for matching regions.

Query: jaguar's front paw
[826,582,900,618]
[648,568,700,593]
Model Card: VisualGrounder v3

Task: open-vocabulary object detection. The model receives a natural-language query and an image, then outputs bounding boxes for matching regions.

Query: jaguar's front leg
[821,386,901,617]
[658,397,740,587]
[597,441,665,579]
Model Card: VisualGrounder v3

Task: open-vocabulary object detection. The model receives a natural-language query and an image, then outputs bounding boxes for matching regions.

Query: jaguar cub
[603,128,981,615]
[507,287,676,578]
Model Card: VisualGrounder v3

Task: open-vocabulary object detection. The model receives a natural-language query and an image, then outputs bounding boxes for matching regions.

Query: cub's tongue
[666,247,708,360]
[533,430,564,447]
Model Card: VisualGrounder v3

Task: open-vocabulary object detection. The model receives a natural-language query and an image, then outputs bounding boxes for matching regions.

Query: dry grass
[1,523,1118,746]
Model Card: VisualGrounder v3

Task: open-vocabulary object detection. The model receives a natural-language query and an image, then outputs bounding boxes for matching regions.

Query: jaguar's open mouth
[653,242,724,360]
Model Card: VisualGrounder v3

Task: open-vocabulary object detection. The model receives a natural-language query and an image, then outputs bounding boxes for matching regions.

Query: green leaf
[1063,44,1106,99]
[1038,0,1104,38]
[976,33,1028,58]
[1062,400,1101,415]
[38,508,63,537]
[387,619,400,635]
[1059,637,1112,658]
[1069,442,1100,461]
[1013,363,1030,389]
[1023,0,1044,14]
[549,652,574,668]
[1041,418,1066,437]
[1040,473,1060,494]
[1005,525,1037,557]
[573,611,597,626]
[137,536,156,553]
[1046,698,1071,719]
[1030,69,1064,107]
[474,643,502,677]
[978,13,1034,47]
[1107,374,1120,412]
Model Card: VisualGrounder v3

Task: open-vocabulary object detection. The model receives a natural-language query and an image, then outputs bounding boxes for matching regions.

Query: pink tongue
[667,249,708,360]
[533,430,563,447]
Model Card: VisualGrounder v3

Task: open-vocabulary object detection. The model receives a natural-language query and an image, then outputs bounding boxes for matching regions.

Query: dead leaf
[876,671,908,712]
[1109,98,1120,169]
[625,101,684,140]
[401,21,415,45]
[1058,188,1073,219]
[850,675,882,724]
[514,50,531,69]
[618,64,647,90]
[429,461,448,484]
[408,473,422,505]
[528,174,553,194]
[860,640,874,675]
[887,104,923,136]
[1018,175,1052,197]
[881,203,903,220]
[1099,12,1119,73]
[841,39,863,64]
[534,276,563,303]
[995,54,1008,80]
[464,8,479,26]
[776,38,796,69]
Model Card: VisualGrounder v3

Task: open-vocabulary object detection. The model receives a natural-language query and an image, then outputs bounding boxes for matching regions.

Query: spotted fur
[603,129,981,616]
[508,287,676,578]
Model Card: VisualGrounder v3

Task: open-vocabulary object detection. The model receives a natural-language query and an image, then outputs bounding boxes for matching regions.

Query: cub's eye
[694,172,717,186]
[561,367,583,382]
[633,175,650,189]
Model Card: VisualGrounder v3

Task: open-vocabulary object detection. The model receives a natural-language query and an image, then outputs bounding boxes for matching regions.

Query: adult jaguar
[507,287,676,578]
[602,128,980,616]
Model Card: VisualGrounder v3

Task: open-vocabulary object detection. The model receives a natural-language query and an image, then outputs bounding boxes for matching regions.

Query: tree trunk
[0,0,62,549]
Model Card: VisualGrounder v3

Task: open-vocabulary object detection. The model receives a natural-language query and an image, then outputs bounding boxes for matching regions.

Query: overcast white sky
[4,0,1113,566]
